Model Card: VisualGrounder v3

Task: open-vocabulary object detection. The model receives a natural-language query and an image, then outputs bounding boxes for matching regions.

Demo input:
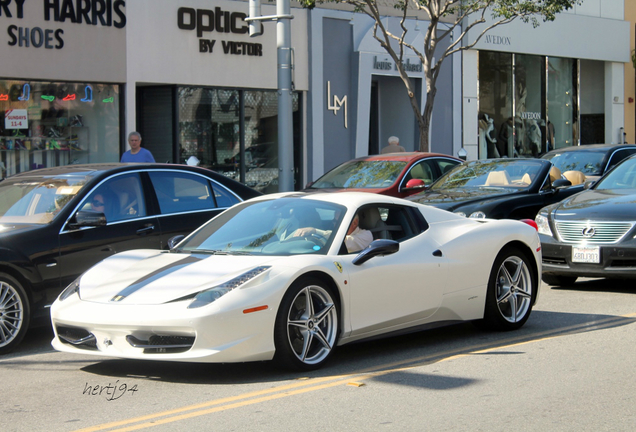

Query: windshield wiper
[191,249,252,256]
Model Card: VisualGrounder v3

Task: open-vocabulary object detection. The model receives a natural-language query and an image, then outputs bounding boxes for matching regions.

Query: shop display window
[0,80,121,178]
[478,52,581,159]
[177,87,300,194]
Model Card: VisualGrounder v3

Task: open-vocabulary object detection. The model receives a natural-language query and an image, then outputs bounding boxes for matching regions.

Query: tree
[299,0,580,152]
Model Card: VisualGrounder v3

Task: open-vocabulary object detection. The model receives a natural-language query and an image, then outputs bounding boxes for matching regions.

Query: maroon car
[304,152,462,198]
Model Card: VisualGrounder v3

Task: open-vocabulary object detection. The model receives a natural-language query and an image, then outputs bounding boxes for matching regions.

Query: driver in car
[293,213,373,253]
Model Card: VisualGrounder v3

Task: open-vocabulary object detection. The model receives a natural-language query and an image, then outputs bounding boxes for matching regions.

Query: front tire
[274,277,339,371]
[0,273,30,354]
[479,246,536,331]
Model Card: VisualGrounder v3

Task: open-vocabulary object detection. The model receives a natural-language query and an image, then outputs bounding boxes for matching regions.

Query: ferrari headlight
[188,266,271,309]
[535,212,552,236]
[469,211,486,219]
[59,277,81,301]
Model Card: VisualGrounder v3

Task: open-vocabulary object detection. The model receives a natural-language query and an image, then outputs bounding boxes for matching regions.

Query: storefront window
[478,51,513,158]
[547,57,578,150]
[515,54,545,157]
[479,51,581,159]
[0,80,120,178]
[178,87,300,194]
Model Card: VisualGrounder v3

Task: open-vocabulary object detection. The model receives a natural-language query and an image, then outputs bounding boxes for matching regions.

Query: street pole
[247,0,294,192]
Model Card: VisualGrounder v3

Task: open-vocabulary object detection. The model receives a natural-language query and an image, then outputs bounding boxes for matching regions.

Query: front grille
[126,335,194,354]
[609,259,636,268]
[56,326,98,350]
[542,256,567,265]
[555,221,634,244]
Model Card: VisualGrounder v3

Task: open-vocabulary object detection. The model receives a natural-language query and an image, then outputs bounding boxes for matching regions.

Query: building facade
[463,0,631,160]
[0,0,631,190]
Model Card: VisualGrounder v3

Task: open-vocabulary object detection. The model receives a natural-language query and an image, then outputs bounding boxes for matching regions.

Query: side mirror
[352,239,399,265]
[70,210,107,228]
[305,181,314,188]
[168,235,185,250]
[583,179,596,190]
[552,178,572,189]
[403,179,426,190]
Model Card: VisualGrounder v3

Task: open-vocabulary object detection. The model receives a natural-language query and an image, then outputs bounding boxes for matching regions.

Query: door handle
[432,249,443,257]
[136,225,155,235]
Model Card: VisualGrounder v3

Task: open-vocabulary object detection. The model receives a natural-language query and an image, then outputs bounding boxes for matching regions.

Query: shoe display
[15,139,26,150]
[49,139,61,150]
[48,127,62,138]
[69,142,83,151]
[70,115,83,127]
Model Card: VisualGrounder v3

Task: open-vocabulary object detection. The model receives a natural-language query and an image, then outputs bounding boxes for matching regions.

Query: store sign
[372,56,422,73]
[5,109,28,129]
[3,0,126,50]
[519,111,542,120]
[177,7,263,56]
[483,34,511,46]
[327,81,347,129]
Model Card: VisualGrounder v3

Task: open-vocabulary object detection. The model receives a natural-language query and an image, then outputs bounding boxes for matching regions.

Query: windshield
[310,160,407,189]
[178,198,347,256]
[595,157,636,190]
[0,173,94,224]
[542,150,605,176]
[431,160,544,191]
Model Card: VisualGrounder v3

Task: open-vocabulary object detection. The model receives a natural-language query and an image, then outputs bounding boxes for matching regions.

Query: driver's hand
[293,227,315,237]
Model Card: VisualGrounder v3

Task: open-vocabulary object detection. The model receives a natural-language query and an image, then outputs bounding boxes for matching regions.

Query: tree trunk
[418,87,436,153]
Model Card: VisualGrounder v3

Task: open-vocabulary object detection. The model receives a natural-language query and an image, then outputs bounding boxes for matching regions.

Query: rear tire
[273,277,338,371]
[542,274,577,286]
[0,273,30,354]
[479,246,536,331]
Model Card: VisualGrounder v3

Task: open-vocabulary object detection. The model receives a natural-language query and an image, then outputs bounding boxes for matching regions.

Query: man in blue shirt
[120,131,155,163]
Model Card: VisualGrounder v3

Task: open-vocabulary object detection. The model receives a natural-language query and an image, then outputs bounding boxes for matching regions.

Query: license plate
[572,246,600,263]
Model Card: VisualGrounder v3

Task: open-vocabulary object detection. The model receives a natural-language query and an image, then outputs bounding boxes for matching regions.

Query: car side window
[213,182,241,208]
[352,205,426,249]
[81,173,147,223]
[148,171,215,214]
[436,160,460,176]
[403,161,435,186]
[607,150,634,172]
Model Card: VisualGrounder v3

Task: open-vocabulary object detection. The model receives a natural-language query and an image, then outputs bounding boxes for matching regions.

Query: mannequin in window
[498,118,514,157]
[525,119,542,157]
[479,114,499,158]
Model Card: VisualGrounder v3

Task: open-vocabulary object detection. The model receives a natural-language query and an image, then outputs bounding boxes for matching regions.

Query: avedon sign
[177,7,263,57]
[3,0,126,50]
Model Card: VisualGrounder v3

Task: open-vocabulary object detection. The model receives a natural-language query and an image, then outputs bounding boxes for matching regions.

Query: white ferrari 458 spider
[51,192,541,370]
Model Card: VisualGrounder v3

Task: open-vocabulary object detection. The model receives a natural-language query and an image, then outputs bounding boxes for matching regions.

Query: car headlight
[535,212,552,236]
[59,277,81,301]
[188,266,271,309]
[454,211,466,217]
[469,211,486,219]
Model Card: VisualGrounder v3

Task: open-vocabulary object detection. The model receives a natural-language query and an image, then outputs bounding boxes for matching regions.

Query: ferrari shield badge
[333,261,343,273]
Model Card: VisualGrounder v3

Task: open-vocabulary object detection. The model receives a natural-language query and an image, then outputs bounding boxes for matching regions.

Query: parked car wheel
[274,277,339,370]
[479,247,535,331]
[0,273,30,354]
[542,274,578,287]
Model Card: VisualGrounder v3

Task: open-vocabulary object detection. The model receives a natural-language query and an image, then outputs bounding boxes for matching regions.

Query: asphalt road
[3,278,636,432]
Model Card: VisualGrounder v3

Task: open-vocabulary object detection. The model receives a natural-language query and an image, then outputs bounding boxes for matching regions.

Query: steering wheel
[281,232,327,247]
[308,232,327,247]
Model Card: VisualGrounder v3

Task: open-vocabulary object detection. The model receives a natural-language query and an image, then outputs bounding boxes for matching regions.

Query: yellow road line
[75,312,636,432]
